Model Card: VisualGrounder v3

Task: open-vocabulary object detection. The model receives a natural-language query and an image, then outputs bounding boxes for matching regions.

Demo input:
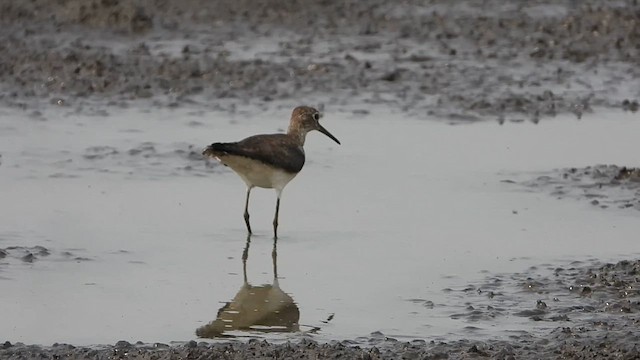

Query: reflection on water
[196,236,300,338]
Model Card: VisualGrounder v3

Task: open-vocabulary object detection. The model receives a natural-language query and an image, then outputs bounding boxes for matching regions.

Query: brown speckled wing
[205,134,305,173]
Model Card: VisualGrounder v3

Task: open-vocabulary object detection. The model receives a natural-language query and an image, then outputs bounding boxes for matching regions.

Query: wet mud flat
[1,0,639,121]
[2,258,639,359]
[511,164,640,211]
[2,1,640,359]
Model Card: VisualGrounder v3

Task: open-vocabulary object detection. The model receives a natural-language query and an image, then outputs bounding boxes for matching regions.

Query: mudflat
[1,1,639,359]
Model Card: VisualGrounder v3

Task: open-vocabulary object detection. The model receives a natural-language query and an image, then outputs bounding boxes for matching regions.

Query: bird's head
[289,106,341,145]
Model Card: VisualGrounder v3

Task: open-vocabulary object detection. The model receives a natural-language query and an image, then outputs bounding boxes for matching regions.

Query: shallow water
[1,105,638,345]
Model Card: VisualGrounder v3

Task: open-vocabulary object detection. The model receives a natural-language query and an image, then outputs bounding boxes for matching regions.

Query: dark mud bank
[1,0,639,120]
[3,258,639,359]
[513,164,640,211]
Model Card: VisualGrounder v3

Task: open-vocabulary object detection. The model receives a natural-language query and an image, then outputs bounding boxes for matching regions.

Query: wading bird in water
[203,106,340,238]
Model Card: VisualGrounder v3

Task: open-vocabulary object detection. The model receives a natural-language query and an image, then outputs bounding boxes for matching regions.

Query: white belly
[217,155,298,192]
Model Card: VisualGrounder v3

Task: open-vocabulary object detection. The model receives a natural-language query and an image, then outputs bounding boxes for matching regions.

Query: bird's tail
[203,143,221,157]
[203,143,234,157]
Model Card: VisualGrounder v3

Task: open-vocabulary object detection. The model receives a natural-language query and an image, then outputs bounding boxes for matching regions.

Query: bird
[202,106,340,238]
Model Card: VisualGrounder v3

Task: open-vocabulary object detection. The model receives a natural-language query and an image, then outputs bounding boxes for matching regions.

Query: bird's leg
[242,235,251,284]
[244,187,252,234]
[272,194,281,239]
[272,237,278,278]
[272,237,279,285]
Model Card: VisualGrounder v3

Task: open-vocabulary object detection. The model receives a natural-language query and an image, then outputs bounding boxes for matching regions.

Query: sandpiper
[203,106,340,238]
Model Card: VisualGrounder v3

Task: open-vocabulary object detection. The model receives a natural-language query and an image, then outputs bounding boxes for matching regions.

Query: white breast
[216,155,298,192]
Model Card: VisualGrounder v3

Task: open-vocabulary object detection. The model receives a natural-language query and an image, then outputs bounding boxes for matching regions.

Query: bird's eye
[312,113,320,121]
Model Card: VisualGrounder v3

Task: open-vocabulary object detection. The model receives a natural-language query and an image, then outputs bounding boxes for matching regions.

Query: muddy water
[1,106,639,345]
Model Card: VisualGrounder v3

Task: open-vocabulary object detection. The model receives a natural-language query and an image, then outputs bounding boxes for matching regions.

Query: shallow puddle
[1,105,638,345]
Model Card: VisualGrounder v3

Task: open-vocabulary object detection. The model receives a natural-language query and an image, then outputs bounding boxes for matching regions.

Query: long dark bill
[317,124,341,145]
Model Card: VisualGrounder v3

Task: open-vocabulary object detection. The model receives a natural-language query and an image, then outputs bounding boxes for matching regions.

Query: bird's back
[204,133,305,174]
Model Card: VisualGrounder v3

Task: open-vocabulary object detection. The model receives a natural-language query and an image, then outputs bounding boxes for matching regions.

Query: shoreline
[3,258,640,359]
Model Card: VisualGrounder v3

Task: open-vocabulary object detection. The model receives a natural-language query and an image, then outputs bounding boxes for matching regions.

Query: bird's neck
[287,124,307,146]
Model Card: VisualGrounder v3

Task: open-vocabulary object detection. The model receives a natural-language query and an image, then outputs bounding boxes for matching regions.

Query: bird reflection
[196,236,299,338]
